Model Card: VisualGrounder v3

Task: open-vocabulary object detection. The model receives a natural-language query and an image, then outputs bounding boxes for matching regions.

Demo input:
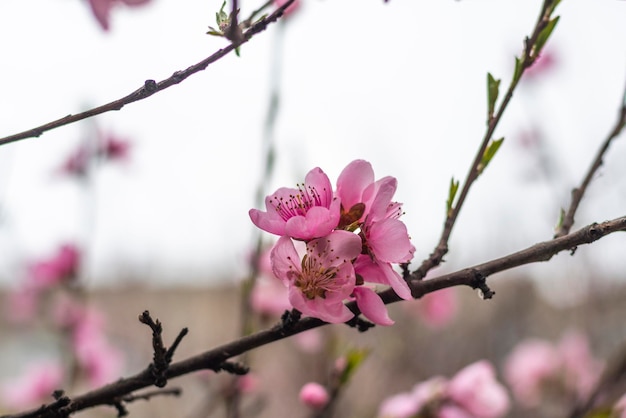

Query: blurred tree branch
[0,0,295,148]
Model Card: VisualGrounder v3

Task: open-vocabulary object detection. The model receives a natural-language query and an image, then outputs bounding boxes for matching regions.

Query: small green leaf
[487,72,500,120]
[477,137,504,175]
[216,1,228,25]
[534,16,560,57]
[555,207,565,230]
[513,56,524,83]
[339,348,370,385]
[446,177,460,217]
[206,28,223,36]
[235,46,241,57]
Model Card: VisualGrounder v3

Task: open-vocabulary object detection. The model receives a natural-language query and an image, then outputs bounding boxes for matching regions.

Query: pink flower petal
[353,286,394,325]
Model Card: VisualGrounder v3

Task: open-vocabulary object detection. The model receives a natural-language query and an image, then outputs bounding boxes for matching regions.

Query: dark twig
[0,0,296,148]
[4,216,624,418]
[216,361,250,375]
[412,0,561,285]
[138,311,188,388]
[554,76,626,238]
[120,387,182,403]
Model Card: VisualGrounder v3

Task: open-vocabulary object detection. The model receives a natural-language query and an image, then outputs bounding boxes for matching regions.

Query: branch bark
[4,215,624,418]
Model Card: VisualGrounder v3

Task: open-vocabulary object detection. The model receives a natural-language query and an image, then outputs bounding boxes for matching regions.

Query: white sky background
[0,0,625,303]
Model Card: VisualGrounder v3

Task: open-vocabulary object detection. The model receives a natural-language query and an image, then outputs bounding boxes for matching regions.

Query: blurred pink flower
[378,362,509,418]
[404,288,458,328]
[59,131,131,177]
[447,361,510,418]
[293,329,324,353]
[299,382,329,409]
[1,362,64,408]
[504,339,560,407]
[504,331,603,408]
[72,308,123,387]
[558,331,604,399]
[237,373,260,394]
[524,50,557,80]
[271,231,361,323]
[250,276,291,317]
[28,243,80,289]
[88,0,151,31]
[250,167,341,241]
[5,286,39,323]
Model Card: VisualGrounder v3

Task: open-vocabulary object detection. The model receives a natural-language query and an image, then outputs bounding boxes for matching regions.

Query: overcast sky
[0,0,625,303]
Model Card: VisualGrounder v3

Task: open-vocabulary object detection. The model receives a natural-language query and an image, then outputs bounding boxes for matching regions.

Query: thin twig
[4,215,625,418]
[0,0,296,148]
[554,75,626,238]
[412,0,560,283]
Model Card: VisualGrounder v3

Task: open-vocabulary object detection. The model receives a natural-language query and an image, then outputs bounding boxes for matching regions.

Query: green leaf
[477,137,504,175]
[534,16,559,57]
[339,348,370,385]
[446,177,460,217]
[216,1,228,25]
[513,56,524,83]
[487,72,500,119]
[555,207,565,230]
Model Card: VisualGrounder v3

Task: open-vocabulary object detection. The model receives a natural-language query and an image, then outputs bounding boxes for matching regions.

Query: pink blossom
[503,339,560,407]
[336,161,414,300]
[404,288,458,329]
[271,231,361,323]
[558,331,604,399]
[88,0,151,32]
[524,50,557,80]
[504,332,602,408]
[28,243,80,289]
[1,362,64,408]
[447,361,510,418]
[250,277,291,317]
[378,377,445,418]
[353,286,394,325]
[378,392,422,418]
[250,167,341,241]
[59,132,131,177]
[299,382,329,409]
[438,405,473,418]
[72,308,123,387]
[237,373,260,394]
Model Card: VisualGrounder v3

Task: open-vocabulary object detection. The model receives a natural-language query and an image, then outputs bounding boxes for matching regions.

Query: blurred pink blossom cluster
[299,382,330,410]
[249,160,415,325]
[7,243,80,323]
[54,297,124,388]
[0,362,64,409]
[378,361,510,418]
[503,330,604,408]
[59,131,131,177]
[87,0,151,31]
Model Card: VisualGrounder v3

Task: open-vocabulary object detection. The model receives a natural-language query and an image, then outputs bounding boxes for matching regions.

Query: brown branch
[0,0,296,148]
[413,0,560,282]
[554,76,626,238]
[3,215,624,418]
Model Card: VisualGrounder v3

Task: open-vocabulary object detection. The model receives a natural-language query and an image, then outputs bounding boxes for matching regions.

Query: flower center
[295,254,339,299]
[270,183,326,221]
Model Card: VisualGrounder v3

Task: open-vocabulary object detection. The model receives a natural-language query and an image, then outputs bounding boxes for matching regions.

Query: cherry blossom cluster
[59,131,131,178]
[377,361,510,418]
[249,160,414,325]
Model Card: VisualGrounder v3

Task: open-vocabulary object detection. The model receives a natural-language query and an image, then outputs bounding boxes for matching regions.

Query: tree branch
[0,0,296,148]
[554,74,626,238]
[413,0,561,281]
[3,215,624,418]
